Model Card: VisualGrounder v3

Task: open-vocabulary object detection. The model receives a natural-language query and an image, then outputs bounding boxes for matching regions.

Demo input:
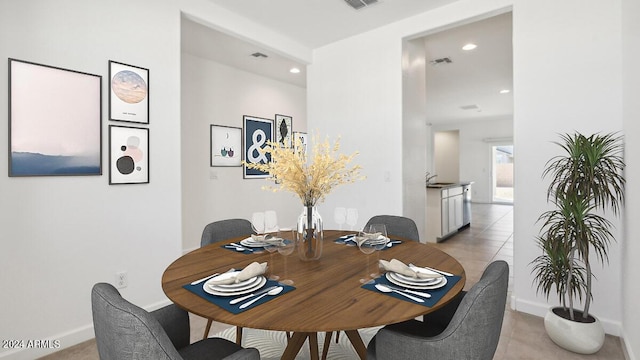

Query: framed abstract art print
[243,115,273,179]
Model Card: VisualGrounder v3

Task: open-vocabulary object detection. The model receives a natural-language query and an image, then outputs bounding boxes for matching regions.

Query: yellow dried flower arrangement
[244,134,364,206]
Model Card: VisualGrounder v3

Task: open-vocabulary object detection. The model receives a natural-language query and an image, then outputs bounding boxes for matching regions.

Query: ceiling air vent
[429,57,452,66]
[344,0,379,10]
[460,104,479,110]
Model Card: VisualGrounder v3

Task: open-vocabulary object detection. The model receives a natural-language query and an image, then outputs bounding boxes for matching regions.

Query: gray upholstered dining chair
[365,215,420,242]
[91,283,259,360]
[201,218,254,247]
[366,260,509,360]
[201,218,254,343]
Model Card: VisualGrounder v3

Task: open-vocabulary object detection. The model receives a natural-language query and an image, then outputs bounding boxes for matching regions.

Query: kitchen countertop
[426,181,474,189]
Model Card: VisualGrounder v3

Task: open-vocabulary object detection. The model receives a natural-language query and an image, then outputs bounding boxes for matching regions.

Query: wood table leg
[321,332,333,360]
[235,326,243,345]
[281,332,310,360]
[308,332,319,360]
[344,330,367,360]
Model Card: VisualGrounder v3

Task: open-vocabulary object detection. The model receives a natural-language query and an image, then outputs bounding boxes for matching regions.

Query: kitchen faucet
[425,172,438,185]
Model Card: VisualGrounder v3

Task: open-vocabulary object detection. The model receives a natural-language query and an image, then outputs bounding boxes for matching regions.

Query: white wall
[0,1,183,358]
[512,0,624,336]
[402,38,429,241]
[622,0,640,356]
[433,117,513,203]
[433,130,460,183]
[181,53,307,251]
[308,0,629,341]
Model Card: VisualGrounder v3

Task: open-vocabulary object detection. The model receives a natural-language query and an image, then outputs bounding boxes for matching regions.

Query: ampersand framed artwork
[243,115,273,179]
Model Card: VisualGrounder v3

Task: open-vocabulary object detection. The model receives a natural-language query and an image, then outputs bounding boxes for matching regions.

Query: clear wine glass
[263,235,280,281]
[346,208,359,230]
[356,231,376,284]
[276,230,296,286]
[365,224,389,278]
[334,207,347,230]
[251,212,266,237]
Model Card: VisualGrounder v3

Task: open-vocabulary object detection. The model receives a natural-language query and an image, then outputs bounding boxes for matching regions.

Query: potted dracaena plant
[531,132,625,354]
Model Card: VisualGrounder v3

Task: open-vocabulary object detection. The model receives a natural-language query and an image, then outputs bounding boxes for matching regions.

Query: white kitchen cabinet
[427,185,464,242]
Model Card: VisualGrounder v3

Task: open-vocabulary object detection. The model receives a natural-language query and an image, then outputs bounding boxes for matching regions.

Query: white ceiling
[423,12,513,124]
[206,0,461,49]
[182,2,513,123]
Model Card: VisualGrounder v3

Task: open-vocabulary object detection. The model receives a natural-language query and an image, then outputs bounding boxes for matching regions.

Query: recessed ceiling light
[289,67,301,74]
[462,43,477,51]
[499,89,510,94]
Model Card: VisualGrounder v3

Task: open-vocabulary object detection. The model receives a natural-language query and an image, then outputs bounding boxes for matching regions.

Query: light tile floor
[40,204,626,359]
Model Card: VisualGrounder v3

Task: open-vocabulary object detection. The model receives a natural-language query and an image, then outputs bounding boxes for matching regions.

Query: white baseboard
[0,299,172,360]
[512,295,623,336]
[621,332,636,360]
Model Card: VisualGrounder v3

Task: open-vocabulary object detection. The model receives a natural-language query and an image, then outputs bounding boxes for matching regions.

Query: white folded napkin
[250,234,266,242]
[208,262,267,285]
[379,259,442,279]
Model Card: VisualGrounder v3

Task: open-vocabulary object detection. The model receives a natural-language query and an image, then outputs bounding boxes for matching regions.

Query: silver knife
[190,272,219,285]
[229,285,278,305]
[409,263,454,277]
[385,284,431,298]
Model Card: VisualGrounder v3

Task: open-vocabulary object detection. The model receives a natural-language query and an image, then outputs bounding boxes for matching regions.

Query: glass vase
[296,205,323,261]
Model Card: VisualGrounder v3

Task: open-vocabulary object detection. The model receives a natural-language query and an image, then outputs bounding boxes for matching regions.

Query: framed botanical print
[8,58,102,176]
[274,114,292,148]
[109,125,149,184]
[109,61,149,124]
[243,115,273,179]
[210,125,242,167]
[293,131,308,155]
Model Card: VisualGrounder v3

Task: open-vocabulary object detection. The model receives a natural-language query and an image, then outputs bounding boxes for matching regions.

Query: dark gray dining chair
[91,283,259,360]
[201,218,254,343]
[365,215,420,242]
[366,260,509,360]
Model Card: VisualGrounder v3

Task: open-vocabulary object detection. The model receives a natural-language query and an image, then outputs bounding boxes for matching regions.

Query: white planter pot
[544,307,605,354]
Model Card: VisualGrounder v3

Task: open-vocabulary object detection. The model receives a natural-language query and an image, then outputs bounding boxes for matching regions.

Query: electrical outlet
[115,271,128,289]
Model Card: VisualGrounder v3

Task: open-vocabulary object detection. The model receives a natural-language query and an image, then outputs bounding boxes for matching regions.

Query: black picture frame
[109,60,149,124]
[210,125,242,167]
[109,125,149,184]
[275,114,293,148]
[8,58,102,177]
[243,115,273,179]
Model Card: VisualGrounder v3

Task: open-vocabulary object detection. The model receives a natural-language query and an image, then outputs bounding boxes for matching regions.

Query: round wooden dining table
[162,230,465,360]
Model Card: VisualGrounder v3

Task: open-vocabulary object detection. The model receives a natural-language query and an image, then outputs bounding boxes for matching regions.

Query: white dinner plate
[208,276,263,292]
[365,236,389,245]
[204,276,267,296]
[205,271,257,288]
[240,238,269,248]
[387,272,447,290]
[394,271,442,284]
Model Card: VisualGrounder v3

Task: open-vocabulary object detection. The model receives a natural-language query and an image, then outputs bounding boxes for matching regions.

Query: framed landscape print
[109,61,149,124]
[8,58,102,177]
[243,115,273,179]
[275,114,292,148]
[210,125,242,167]
[109,125,149,184]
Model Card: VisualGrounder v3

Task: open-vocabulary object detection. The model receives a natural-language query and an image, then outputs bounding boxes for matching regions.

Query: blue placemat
[334,235,403,250]
[183,279,295,314]
[220,244,263,255]
[334,234,356,245]
[362,273,461,307]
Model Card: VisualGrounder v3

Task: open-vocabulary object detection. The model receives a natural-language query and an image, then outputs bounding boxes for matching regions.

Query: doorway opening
[492,145,513,203]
